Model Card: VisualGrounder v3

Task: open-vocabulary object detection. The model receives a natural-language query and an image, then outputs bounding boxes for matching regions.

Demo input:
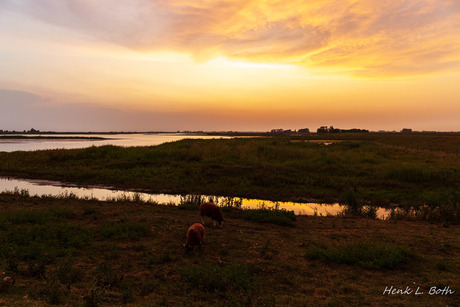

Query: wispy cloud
[2,0,458,77]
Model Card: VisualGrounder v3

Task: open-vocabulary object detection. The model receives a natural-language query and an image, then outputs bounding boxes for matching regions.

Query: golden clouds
[2,0,459,76]
[156,0,460,76]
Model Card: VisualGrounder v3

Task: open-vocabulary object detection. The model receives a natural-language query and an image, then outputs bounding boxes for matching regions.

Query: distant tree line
[269,126,371,134]
[270,128,310,134]
[316,126,369,134]
[0,128,40,134]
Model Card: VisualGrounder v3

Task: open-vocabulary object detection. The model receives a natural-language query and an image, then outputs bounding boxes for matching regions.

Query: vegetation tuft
[339,188,378,219]
[177,194,204,210]
[242,205,296,226]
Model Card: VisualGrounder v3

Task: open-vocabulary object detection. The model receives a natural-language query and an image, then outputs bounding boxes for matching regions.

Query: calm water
[0,133,233,152]
[0,177,390,219]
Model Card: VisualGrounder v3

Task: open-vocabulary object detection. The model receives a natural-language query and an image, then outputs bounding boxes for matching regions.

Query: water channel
[0,177,390,219]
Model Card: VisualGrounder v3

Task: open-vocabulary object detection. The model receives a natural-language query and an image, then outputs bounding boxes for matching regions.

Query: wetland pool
[0,176,391,219]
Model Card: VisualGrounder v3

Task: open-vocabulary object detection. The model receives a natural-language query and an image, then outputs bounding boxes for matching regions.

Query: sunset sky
[1,0,459,132]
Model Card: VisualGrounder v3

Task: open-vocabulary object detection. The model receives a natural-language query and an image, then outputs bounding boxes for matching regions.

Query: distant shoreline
[0,131,263,136]
[1,130,458,136]
[0,135,108,140]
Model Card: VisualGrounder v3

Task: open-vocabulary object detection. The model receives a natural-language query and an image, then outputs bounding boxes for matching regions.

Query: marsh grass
[339,189,379,219]
[96,262,124,289]
[100,220,151,240]
[57,258,83,286]
[0,193,457,306]
[305,241,414,270]
[177,194,243,212]
[0,207,76,225]
[106,192,151,203]
[180,261,255,292]
[0,222,92,261]
[242,204,296,226]
[1,134,458,207]
[177,194,204,210]
[388,202,460,225]
[220,196,243,211]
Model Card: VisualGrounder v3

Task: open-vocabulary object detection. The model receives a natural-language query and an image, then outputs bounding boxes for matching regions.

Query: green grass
[305,242,413,270]
[0,193,458,306]
[100,219,151,240]
[0,134,458,208]
[0,207,76,225]
[0,223,93,261]
[180,261,255,292]
[0,207,90,262]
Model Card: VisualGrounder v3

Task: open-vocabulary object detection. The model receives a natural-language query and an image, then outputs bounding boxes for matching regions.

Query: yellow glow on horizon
[215,58,297,70]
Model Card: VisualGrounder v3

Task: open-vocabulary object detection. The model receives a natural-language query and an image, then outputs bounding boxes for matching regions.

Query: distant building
[298,128,310,133]
[401,128,412,133]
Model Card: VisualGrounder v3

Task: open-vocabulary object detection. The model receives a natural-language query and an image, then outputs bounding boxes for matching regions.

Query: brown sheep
[200,202,224,228]
[183,223,205,249]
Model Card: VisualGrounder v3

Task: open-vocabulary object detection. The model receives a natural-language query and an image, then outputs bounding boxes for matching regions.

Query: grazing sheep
[200,202,224,228]
[183,223,205,250]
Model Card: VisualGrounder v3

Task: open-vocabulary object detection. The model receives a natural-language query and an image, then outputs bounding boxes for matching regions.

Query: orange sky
[0,0,459,131]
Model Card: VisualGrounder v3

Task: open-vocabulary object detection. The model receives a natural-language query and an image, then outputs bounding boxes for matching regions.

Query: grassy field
[0,192,458,306]
[0,133,459,210]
